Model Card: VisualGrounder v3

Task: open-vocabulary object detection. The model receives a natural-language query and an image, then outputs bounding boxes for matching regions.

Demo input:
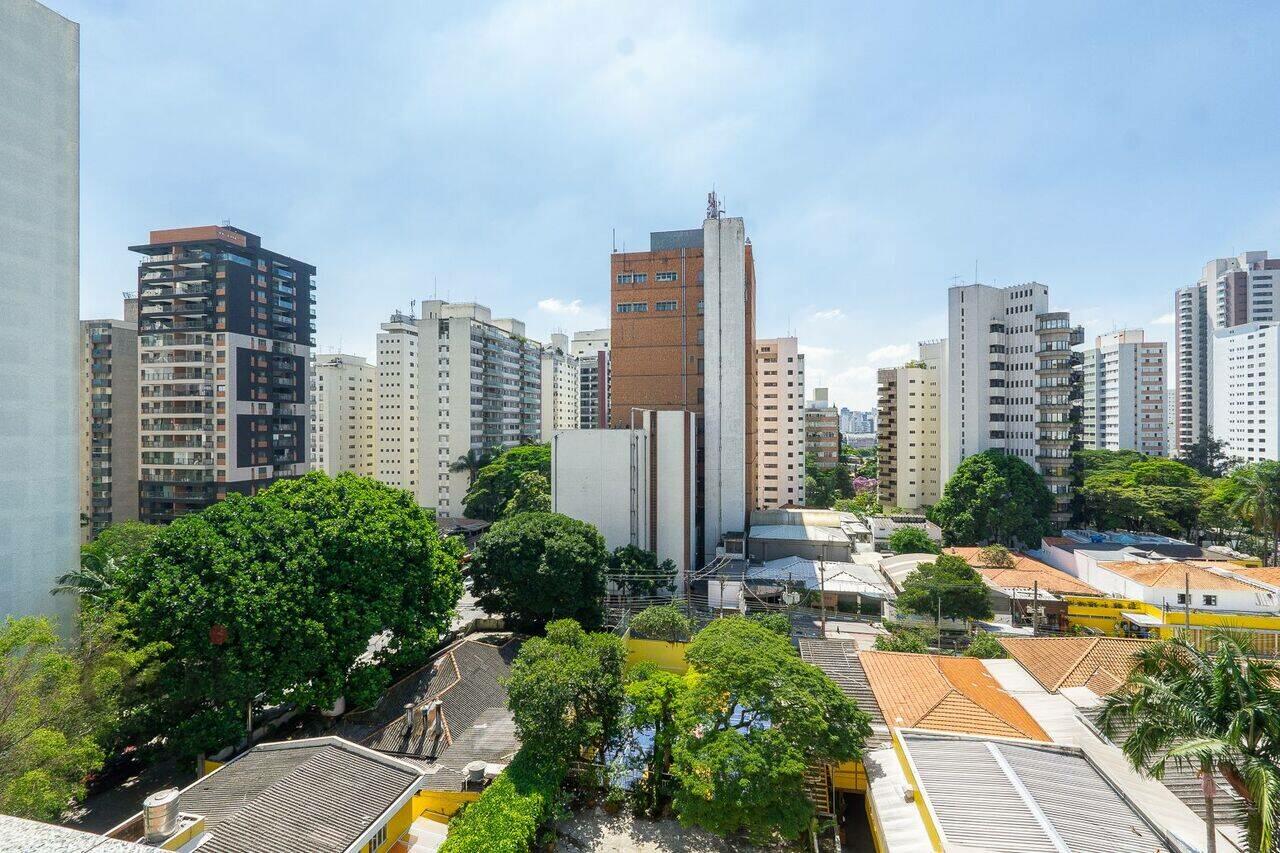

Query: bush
[440,749,564,853]
[629,605,693,643]
[887,527,939,555]
[873,627,930,653]
[964,632,1008,659]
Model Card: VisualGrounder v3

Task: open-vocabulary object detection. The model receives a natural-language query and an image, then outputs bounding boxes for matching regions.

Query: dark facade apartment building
[131,225,315,523]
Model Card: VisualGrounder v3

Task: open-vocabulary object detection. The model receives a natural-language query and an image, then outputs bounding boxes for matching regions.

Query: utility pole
[819,544,828,639]
[1032,581,1039,637]
[936,589,942,651]
[1185,573,1191,631]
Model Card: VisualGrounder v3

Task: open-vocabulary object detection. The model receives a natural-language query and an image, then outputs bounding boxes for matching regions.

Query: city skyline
[60,0,1280,410]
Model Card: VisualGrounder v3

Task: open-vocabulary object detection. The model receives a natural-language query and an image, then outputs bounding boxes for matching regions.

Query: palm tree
[449,448,494,488]
[1098,631,1280,853]
[52,551,116,607]
[1231,462,1280,566]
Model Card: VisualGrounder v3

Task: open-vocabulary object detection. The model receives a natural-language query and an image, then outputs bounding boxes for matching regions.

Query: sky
[62,0,1280,410]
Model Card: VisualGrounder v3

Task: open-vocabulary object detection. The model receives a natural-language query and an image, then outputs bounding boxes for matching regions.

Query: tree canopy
[929,450,1053,546]
[895,554,994,622]
[469,512,608,631]
[463,444,551,521]
[670,617,871,842]
[1177,429,1233,478]
[113,472,462,756]
[887,526,939,554]
[502,470,552,517]
[1076,451,1208,538]
[606,544,677,597]
[804,453,854,509]
[628,604,693,643]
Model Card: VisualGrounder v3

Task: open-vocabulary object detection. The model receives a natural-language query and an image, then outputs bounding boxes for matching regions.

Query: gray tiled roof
[0,816,150,853]
[798,638,889,747]
[180,737,421,853]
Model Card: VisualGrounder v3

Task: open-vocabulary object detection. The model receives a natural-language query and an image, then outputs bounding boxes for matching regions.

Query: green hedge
[438,749,565,853]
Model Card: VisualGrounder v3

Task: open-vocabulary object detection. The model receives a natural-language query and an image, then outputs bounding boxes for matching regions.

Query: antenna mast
[706,190,722,220]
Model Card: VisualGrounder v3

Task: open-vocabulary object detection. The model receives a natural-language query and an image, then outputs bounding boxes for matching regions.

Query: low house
[105,737,426,853]
[435,516,490,547]
[998,635,1151,696]
[1085,560,1278,615]
[747,508,860,562]
[945,546,1105,631]
[1038,529,1259,578]
[868,514,941,552]
[745,555,893,614]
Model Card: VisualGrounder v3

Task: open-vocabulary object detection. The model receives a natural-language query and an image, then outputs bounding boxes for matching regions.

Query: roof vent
[142,788,181,842]
[403,702,416,734]
[464,761,487,785]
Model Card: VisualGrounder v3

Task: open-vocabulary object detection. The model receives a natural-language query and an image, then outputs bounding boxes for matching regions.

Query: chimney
[403,702,415,735]
[142,788,180,842]
[424,699,443,736]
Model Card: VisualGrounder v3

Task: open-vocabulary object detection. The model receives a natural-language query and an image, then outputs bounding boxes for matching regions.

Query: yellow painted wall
[625,638,690,674]
[159,816,205,851]
[201,759,223,777]
[831,760,868,793]
[890,734,944,852]
[412,788,481,821]
[1064,595,1280,637]
[374,801,416,853]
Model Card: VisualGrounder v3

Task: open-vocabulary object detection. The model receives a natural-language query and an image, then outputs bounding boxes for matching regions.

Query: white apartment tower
[1079,330,1167,455]
[376,301,541,516]
[754,337,805,509]
[539,333,580,439]
[1212,322,1280,464]
[312,353,376,476]
[0,0,79,621]
[571,328,610,429]
[1174,252,1280,456]
[877,340,942,510]
[80,305,139,541]
[945,283,1082,523]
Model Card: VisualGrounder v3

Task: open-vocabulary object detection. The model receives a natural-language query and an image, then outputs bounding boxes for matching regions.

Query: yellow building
[1064,593,1280,654]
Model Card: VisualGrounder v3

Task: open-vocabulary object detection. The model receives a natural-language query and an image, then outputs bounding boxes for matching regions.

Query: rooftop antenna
[949,274,962,287]
[409,299,416,319]
[432,276,438,299]
[706,189,722,220]
[222,218,231,227]
[612,228,617,254]
[974,260,979,286]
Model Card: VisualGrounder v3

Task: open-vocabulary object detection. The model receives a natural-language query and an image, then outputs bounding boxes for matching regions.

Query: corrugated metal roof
[0,816,151,852]
[901,731,1173,853]
[798,639,890,747]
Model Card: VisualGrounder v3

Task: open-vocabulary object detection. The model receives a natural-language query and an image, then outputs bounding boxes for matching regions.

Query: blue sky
[63,0,1280,409]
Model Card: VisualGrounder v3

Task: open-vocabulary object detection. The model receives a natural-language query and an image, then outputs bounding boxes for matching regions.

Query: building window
[617,303,648,313]
[616,274,633,284]
[633,273,648,283]
[656,301,677,311]
[656,271,678,282]
[1202,595,1217,607]
[364,825,387,852]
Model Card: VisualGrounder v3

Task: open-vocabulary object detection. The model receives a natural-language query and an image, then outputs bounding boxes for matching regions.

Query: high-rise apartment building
[376,301,540,516]
[754,337,805,508]
[1079,330,1166,455]
[609,206,756,561]
[945,283,1082,523]
[79,303,139,540]
[0,0,80,621]
[805,387,841,470]
[1174,252,1280,456]
[571,328,610,429]
[132,226,315,523]
[311,353,375,476]
[1213,322,1280,465]
[540,333,579,439]
[877,341,943,510]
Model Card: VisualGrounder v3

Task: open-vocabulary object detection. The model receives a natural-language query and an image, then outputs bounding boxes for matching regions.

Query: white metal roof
[747,524,849,544]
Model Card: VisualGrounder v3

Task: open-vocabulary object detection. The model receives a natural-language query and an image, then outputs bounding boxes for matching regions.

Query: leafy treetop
[887,526,939,555]
[463,444,551,521]
[929,450,1053,546]
[895,554,994,623]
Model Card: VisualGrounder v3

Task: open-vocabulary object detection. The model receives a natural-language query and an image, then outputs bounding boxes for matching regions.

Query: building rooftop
[747,524,849,544]
[337,635,521,791]
[797,639,890,747]
[896,730,1177,852]
[858,651,1048,741]
[107,737,422,853]
[945,547,1104,596]
[747,556,894,598]
[1225,566,1280,587]
[997,636,1153,695]
[1098,560,1267,593]
[0,816,150,852]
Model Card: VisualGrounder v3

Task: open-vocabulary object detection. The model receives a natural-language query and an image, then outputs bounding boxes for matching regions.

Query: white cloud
[1150,312,1175,325]
[537,297,584,316]
[811,308,845,321]
[865,343,912,365]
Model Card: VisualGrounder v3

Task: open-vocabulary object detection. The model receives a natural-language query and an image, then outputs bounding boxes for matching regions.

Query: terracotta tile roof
[1041,536,1072,547]
[1227,566,1280,587]
[1097,560,1262,592]
[944,547,1104,595]
[859,651,1048,741]
[997,636,1153,694]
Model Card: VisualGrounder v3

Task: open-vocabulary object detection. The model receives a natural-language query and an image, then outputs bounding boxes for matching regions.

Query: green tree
[506,620,626,766]
[1231,461,1280,566]
[502,470,552,517]
[1098,632,1280,853]
[749,612,792,637]
[0,617,112,820]
[57,522,164,609]
[671,618,871,842]
[896,554,994,623]
[1076,454,1209,538]
[1202,477,1247,547]
[113,472,462,756]
[1178,428,1234,478]
[887,527,939,554]
[976,544,1016,570]
[83,521,162,568]
[625,662,686,815]
[469,512,608,631]
[963,632,1008,659]
[929,450,1053,546]
[450,447,496,488]
[628,604,693,643]
[833,494,881,515]
[606,545,677,597]
[463,444,551,521]
[873,626,930,653]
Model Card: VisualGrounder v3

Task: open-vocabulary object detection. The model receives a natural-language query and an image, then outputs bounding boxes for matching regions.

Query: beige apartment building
[376,301,540,517]
[754,337,805,508]
[79,305,139,541]
[311,353,375,476]
[1079,330,1166,455]
[876,341,942,510]
[540,333,580,439]
[805,387,840,470]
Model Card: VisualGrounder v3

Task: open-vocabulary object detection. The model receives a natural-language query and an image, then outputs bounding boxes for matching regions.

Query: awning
[1120,611,1164,627]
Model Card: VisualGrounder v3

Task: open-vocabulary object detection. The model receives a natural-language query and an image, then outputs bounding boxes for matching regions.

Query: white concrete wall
[652,410,696,587]
[551,428,645,553]
[703,217,748,560]
[0,0,79,622]
[1213,322,1280,464]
